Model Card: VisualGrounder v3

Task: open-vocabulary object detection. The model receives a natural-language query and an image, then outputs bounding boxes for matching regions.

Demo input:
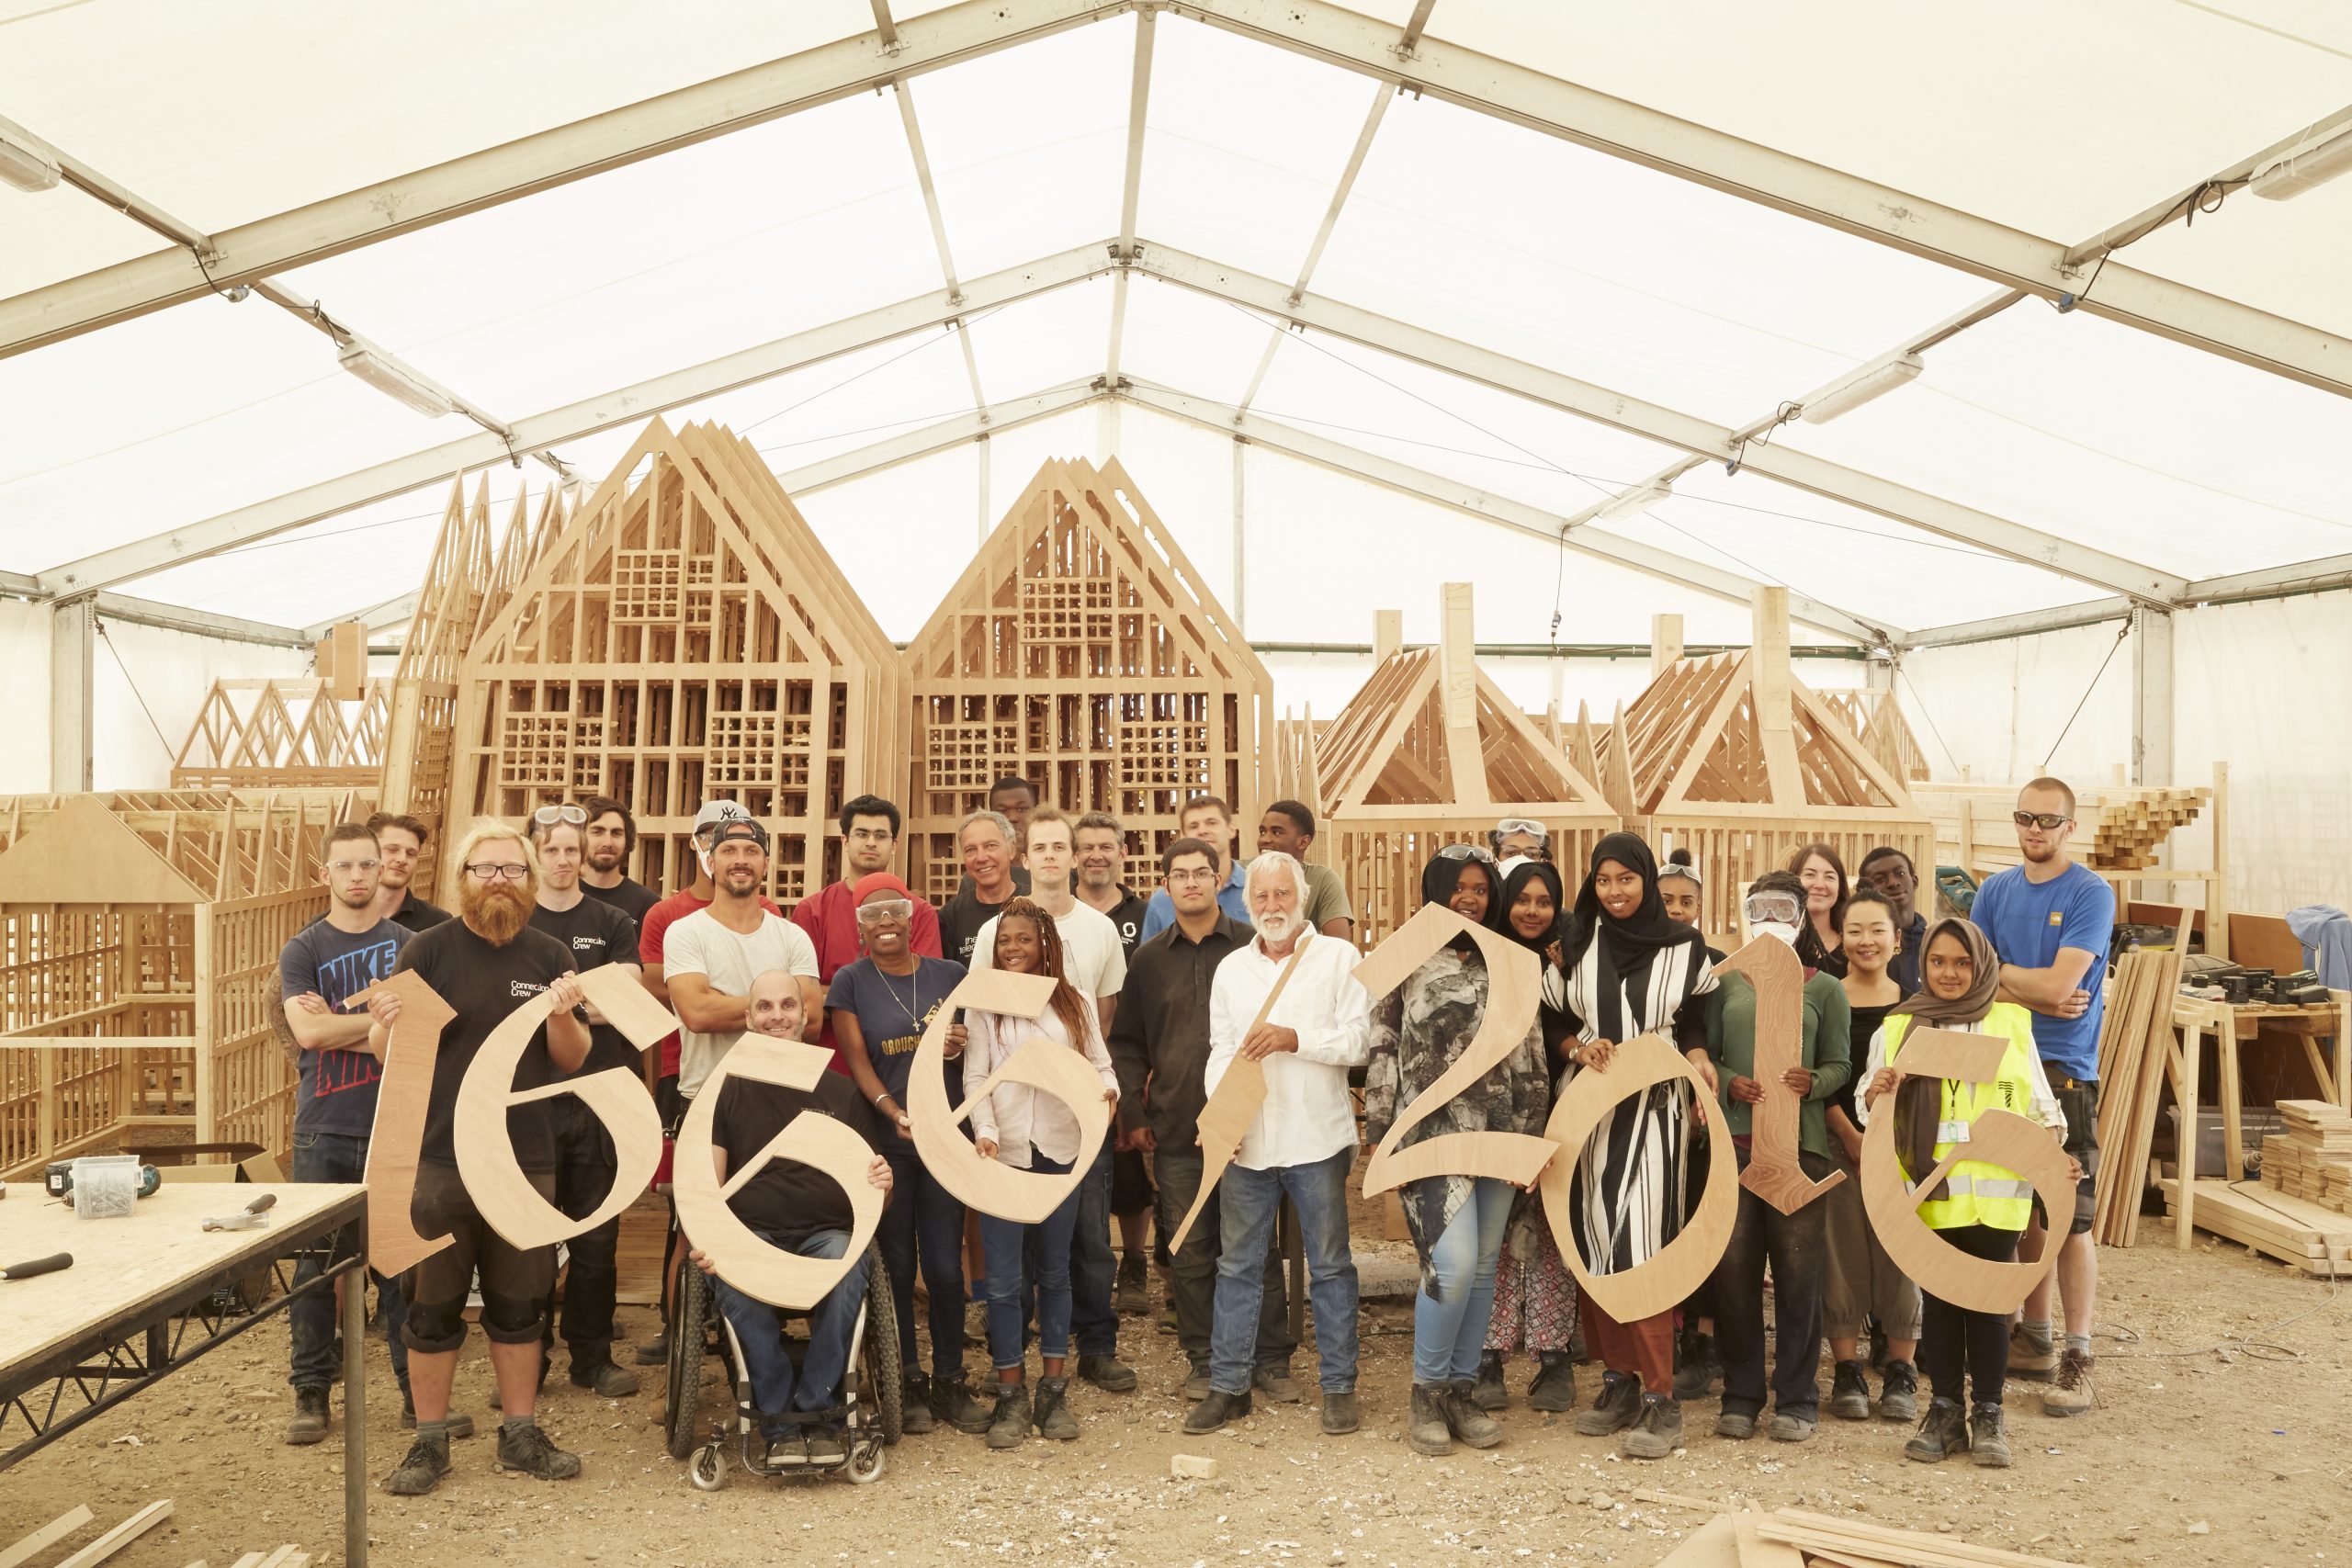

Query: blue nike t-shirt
[1969,861,2113,1082]
[279,918,411,1136]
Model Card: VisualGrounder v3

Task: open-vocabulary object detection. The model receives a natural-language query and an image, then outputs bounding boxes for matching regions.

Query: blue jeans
[1410,1177,1513,1384]
[707,1229,864,1441]
[981,1151,1079,1371]
[1211,1146,1358,1395]
[878,1142,967,1379]
[288,1129,407,1391]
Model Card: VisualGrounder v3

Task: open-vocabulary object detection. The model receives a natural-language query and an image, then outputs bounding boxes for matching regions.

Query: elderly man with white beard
[1182,852,1374,1439]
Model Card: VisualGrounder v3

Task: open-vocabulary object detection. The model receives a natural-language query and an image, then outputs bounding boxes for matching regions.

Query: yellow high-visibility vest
[1881,1005,2042,1233]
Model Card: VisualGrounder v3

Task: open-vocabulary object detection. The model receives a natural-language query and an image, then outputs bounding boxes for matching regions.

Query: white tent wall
[89,619,310,791]
[1898,621,2134,785]
[0,597,51,793]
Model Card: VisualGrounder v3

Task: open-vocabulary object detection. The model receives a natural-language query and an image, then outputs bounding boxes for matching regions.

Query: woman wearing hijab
[1554,831,1717,1460]
[1857,918,2073,1470]
[1476,858,1581,1416]
[1363,846,1550,1457]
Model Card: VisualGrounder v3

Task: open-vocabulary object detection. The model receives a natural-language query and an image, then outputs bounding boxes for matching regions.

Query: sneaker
[985,1382,1032,1450]
[1406,1382,1452,1457]
[1442,1381,1503,1450]
[931,1372,994,1435]
[1526,1350,1576,1413]
[2041,1349,2095,1416]
[1078,1352,1137,1393]
[1878,1359,1919,1423]
[2008,1322,2058,1381]
[569,1359,640,1398]
[285,1386,330,1446]
[1714,1409,1757,1440]
[397,1389,475,1438]
[1768,1411,1817,1443]
[1472,1349,1508,1411]
[1251,1363,1301,1403]
[1182,1359,1213,1402]
[900,1369,936,1434]
[1114,1255,1149,1315]
[1671,1330,1719,1400]
[1970,1402,2013,1468]
[1572,1371,1642,1437]
[631,1333,669,1366]
[1622,1393,1682,1460]
[1034,1376,1080,1441]
[1182,1388,1251,1435]
[764,1430,808,1468]
[385,1429,450,1495]
[493,1422,582,1480]
[1319,1389,1360,1436]
[805,1425,847,1465]
[1827,1359,1871,1421]
[1905,1398,1970,1463]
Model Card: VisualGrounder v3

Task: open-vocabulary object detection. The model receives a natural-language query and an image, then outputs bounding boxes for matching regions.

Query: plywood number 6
[1352,901,1558,1197]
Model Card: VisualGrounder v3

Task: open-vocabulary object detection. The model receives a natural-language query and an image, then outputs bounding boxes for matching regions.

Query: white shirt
[664,908,820,1098]
[1204,929,1373,1171]
[968,899,1128,998]
[965,1003,1119,1168]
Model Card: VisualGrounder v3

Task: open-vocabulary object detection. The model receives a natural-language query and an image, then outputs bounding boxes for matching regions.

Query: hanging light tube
[1800,354,1924,424]
[336,337,456,418]
[2251,125,2352,200]
[1591,481,1670,525]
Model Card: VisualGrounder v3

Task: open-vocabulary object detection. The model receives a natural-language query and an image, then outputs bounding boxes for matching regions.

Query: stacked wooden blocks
[2261,1100,2352,1212]
[2087,787,2207,870]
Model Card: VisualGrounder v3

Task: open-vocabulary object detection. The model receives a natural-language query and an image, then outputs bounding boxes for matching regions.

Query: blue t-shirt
[1138,861,1251,941]
[826,955,967,1102]
[279,917,411,1136]
[1969,861,2114,1081]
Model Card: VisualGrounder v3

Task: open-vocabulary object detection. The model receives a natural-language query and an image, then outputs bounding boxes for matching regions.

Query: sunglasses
[2012,810,2071,831]
[531,804,588,826]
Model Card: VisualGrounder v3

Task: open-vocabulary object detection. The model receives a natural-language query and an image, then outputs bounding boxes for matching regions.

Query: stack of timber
[2088,786,2208,871]
[2089,910,2188,1247]
[2162,1173,2352,1274]
[2260,1099,2352,1211]
[1654,1505,2085,1566]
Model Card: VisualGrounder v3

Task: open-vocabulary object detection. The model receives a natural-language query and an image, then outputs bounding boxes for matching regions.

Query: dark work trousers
[540,1100,622,1370]
[1678,1129,1717,1326]
[288,1129,408,1391]
[1713,1146,1834,1421]
[1918,1223,2021,1408]
[878,1141,969,1380]
[1153,1146,1297,1372]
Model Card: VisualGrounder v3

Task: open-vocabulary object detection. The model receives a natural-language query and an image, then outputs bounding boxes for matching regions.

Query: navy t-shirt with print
[827,955,966,1103]
[280,918,411,1136]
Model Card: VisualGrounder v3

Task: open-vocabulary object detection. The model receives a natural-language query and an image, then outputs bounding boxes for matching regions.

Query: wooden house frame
[0,788,372,1179]
[902,457,1272,902]
[448,419,900,906]
[1593,589,1933,943]
[1311,584,1619,946]
[172,677,390,790]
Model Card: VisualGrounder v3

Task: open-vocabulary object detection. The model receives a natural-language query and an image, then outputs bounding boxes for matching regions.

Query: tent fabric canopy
[2,0,2348,649]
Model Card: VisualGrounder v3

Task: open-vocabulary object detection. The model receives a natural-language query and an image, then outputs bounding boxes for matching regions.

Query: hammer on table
[200,1192,279,1232]
[0,1253,72,1280]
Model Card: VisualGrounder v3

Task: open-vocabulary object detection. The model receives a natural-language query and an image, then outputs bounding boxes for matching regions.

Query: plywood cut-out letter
[1539,1033,1736,1322]
[1352,901,1558,1198]
[1862,1025,2074,1314]
[1713,934,1844,1215]
[454,965,668,1249]
[351,971,457,1278]
[1168,943,1307,1254]
[673,1032,882,1309]
[907,968,1111,1224]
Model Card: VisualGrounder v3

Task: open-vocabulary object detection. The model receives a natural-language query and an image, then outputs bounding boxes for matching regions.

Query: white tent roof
[3,0,2349,650]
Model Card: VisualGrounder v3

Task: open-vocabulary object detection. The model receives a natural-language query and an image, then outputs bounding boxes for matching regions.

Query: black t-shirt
[1836,999,1895,1154]
[395,919,579,1171]
[391,891,452,932]
[939,884,1022,967]
[530,897,642,1077]
[583,875,662,931]
[710,1068,885,1246]
[1093,887,1148,960]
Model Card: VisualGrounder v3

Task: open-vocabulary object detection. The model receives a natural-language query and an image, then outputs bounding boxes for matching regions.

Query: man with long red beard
[365,818,593,1496]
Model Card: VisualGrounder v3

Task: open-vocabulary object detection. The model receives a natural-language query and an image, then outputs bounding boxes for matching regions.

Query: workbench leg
[2220,1028,2245,1182]
[2334,988,2352,1114]
[2175,1025,2200,1250]
[343,1264,368,1567]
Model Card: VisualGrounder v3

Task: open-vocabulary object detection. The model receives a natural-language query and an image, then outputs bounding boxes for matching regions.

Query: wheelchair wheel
[689,1442,728,1491]
[664,1255,712,1461]
[844,1438,886,1485]
[862,1250,902,1447]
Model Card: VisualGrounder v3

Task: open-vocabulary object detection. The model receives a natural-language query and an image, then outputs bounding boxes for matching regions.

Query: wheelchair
[663,1239,901,1488]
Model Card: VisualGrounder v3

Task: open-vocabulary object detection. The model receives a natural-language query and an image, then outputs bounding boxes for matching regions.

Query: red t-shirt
[641,887,779,1078]
[789,880,944,1071]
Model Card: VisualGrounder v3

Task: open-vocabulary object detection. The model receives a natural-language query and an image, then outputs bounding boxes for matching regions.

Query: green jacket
[1703,970,1853,1160]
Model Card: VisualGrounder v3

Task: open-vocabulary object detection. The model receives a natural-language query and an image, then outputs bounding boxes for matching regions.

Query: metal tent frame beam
[1904,549,2352,649]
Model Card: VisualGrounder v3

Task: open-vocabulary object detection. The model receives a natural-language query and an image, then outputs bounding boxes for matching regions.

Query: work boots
[1442,1381,1504,1449]
[1114,1255,1150,1314]
[1574,1370,1642,1437]
[1078,1352,1137,1393]
[2008,1322,2058,1381]
[1970,1403,2013,1467]
[931,1371,995,1434]
[985,1381,1032,1450]
[1622,1393,1682,1460]
[285,1386,330,1446]
[1182,1387,1252,1435]
[1526,1350,1577,1412]
[900,1368,937,1434]
[1904,1398,1971,1463]
[1827,1359,1872,1420]
[1472,1349,1509,1411]
[1406,1383,1453,1457]
[1878,1359,1920,1422]
[493,1422,582,1480]
[2041,1349,2095,1416]
[1033,1376,1080,1441]
[1671,1328,1720,1399]
[385,1429,451,1495]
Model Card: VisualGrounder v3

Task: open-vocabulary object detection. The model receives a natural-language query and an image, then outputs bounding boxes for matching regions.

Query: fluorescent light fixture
[0,126,61,192]
[2251,126,2352,200]
[1801,354,1924,424]
[336,338,455,418]
[1592,481,1669,525]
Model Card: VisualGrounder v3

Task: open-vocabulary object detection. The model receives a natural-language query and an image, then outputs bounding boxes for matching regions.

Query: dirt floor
[6,1228,2349,1568]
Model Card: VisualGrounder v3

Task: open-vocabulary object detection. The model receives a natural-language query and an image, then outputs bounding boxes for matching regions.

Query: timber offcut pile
[2162,1173,2352,1274]
[2086,786,2206,871]
[2261,1099,2352,1213]
[1657,1505,2085,1566]
[2090,918,2188,1247]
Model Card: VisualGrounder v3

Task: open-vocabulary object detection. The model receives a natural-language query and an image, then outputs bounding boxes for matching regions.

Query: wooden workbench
[2168,992,2352,1249]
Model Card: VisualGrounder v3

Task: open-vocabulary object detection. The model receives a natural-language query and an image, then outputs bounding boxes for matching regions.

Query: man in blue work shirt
[1138,795,1250,939]
[1965,776,2110,1419]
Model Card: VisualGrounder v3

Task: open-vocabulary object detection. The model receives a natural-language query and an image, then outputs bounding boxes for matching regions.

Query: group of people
[275,766,2111,1492]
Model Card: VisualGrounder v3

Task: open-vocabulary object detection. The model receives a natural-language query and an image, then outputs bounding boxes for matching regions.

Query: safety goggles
[1493,818,1548,841]
[854,898,915,924]
[324,858,380,874]
[1437,842,1497,864]
[2012,810,2071,831]
[531,804,588,827]
[1743,889,1803,927]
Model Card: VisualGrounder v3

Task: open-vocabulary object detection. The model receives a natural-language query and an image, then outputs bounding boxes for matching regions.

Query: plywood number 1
[1713,933,1844,1215]
[350,971,458,1278]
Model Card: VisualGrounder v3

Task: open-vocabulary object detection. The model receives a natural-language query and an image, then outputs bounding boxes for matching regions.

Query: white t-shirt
[663,907,820,1098]
[967,898,1128,998]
